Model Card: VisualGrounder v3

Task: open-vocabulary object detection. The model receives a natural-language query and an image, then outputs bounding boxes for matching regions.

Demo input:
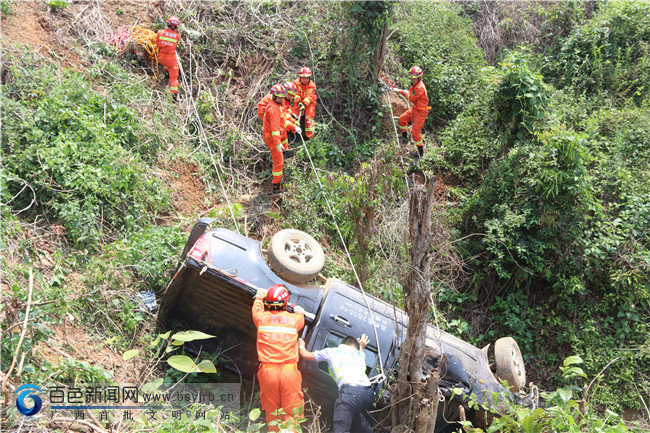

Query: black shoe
[402,132,408,139]
[283,149,294,158]
[272,183,284,194]
[409,146,424,159]
[171,93,182,103]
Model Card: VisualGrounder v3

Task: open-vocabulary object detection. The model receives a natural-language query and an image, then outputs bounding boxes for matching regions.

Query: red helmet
[167,16,180,27]
[409,66,423,78]
[265,284,289,310]
[283,81,297,95]
[270,83,287,97]
[298,67,312,78]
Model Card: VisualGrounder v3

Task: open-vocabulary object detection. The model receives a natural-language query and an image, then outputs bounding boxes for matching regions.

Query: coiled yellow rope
[106,24,160,77]
[129,25,159,76]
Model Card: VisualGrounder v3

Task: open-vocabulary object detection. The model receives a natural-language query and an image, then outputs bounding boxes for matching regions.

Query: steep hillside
[2,1,648,432]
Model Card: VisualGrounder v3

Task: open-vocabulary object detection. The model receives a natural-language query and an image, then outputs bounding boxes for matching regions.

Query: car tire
[267,229,325,283]
[495,337,526,393]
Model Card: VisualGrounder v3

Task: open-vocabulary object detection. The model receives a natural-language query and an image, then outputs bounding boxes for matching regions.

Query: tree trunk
[373,18,390,81]
[395,176,437,428]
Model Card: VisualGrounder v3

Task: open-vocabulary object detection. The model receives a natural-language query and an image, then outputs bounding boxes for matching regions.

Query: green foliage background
[1,0,648,430]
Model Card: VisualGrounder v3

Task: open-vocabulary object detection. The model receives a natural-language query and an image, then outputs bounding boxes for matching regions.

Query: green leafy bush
[48,0,68,11]
[1,56,170,250]
[491,52,552,144]
[463,128,592,288]
[457,101,650,413]
[100,225,186,293]
[426,93,501,183]
[549,1,650,104]
[462,356,630,433]
[1,0,14,15]
[399,2,486,121]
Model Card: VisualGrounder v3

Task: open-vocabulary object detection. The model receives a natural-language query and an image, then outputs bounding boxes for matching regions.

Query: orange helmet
[409,66,423,78]
[298,67,312,78]
[167,16,180,27]
[283,81,297,95]
[270,83,287,97]
[265,284,289,310]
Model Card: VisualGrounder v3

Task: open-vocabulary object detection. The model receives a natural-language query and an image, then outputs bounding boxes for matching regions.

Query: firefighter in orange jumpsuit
[394,66,430,158]
[252,284,305,432]
[263,84,291,194]
[282,81,300,148]
[156,16,181,102]
[293,67,317,140]
[257,84,300,152]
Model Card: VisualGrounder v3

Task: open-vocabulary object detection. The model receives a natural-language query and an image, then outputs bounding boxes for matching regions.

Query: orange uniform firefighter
[252,284,305,432]
[156,16,181,102]
[263,84,290,193]
[257,84,300,152]
[293,67,317,139]
[282,81,301,148]
[394,66,430,158]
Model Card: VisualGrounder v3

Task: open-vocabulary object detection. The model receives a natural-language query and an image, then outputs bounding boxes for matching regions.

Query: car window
[318,331,377,376]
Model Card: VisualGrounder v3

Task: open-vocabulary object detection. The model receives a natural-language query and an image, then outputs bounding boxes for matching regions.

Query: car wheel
[267,229,325,283]
[494,337,526,393]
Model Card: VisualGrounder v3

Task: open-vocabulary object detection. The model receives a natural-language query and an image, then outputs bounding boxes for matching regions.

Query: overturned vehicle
[157,219,537,430]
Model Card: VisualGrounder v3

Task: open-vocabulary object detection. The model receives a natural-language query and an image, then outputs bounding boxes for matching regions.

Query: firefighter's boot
[410,145,424,159]
[272,183,284,194]
[171,93,182,103]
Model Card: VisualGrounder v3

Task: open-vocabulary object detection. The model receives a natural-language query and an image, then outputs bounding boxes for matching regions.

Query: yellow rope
[130,25,160,77]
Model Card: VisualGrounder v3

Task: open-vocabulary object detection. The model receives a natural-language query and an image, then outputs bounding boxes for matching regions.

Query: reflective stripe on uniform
[271,131,280,136]
[170,87,178,91]
[259,325,297,334]
[159,36,178,43]
[303,98,311,105]
[414,140,423,146]
[329,366,342,385]
[306,128,314,132]
[260,363,297,370]
[272,171,283,176]
[399,124,408,130]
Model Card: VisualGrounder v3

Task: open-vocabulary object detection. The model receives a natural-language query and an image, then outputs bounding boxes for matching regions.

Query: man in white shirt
[299,334,375,433]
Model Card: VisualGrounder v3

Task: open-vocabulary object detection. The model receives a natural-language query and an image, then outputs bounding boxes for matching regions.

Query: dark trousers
[332,385,375,433]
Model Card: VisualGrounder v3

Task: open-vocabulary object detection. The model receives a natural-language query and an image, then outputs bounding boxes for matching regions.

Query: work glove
[256,287,268,298]
[298,102,305,111]
[294,126,302,135]
[293,305,306,315]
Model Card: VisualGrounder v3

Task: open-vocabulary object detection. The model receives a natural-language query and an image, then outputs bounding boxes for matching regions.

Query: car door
[300,279,407,410]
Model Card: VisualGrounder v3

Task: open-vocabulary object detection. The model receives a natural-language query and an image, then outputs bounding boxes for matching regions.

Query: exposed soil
[1,1,84,68]
[388,91,410,117]
[159,159,223,222]
[1,1,163,70]
[35,319,143,384]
